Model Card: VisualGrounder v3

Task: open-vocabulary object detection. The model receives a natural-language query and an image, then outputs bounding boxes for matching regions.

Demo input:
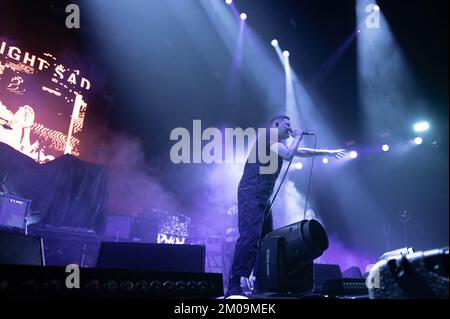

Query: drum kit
[139,205,239,245]
[138,208,192,244]
[140,206,238,282]
[159,212,191,239]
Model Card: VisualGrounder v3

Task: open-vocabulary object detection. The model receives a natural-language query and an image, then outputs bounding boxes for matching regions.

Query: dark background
[1,0,448,267]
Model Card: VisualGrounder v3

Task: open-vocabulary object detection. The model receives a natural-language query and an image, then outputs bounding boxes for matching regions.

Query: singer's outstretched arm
[296,148,346,159]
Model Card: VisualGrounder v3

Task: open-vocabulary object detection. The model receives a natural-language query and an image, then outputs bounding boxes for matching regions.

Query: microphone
[288,129,315,136]
[1,123,12,130]
[0,117,12,130]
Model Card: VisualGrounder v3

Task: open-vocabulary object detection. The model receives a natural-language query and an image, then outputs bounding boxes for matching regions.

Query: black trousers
[230,184,274,279]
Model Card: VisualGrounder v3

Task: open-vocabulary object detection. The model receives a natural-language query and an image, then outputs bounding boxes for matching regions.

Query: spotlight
[322,158,329,164]
[295,162,303,170]
[382,144,390,152]
[414,137,423,145]
[240,13,247,20]
[349,151,358,159]
[225,0,233,4]
[283,50,290,58]
[271,39,278,47]
[259,220,329,293]
[374,5,380,11]
[413,121,430,132]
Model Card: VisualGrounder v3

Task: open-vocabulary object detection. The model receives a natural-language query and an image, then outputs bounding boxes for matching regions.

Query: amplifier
[102,214,133,240]
[0,193,31,229]
[322,278,369,296]
[0,264,223,299]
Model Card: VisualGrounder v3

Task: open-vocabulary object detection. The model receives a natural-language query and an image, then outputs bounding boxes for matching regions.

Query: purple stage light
[225,0,233,4]
[271,39,278,47]
[322,158,329,164]
[282,50,290,58]
[382,144,390,152]
[240,13,247,20]
[349,151,358,159]
[320,236,375,273]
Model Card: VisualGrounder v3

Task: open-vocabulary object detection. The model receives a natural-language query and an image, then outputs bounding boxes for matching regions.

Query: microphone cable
[303,134,317,220]
[255,133,318,284]
[263,133,317,221]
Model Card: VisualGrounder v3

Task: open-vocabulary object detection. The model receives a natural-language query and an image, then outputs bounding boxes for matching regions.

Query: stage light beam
[240,13,247,20]
[283,50,290,58]
[225,0,233,5]
[271,39,279,47]
[357,0,420,138]
[413,121,430,133]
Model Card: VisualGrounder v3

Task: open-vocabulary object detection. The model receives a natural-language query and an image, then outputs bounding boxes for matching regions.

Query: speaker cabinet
[97,242,206,273]
[0,231,44,266]
[0,193,30,229]
[0,264,223,299]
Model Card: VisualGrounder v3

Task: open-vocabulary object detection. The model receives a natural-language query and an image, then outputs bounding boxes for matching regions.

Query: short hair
[270,115,290,126]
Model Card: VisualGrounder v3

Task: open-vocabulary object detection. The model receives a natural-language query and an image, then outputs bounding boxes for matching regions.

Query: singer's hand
[289,128,303,138]
[327,149,346,159]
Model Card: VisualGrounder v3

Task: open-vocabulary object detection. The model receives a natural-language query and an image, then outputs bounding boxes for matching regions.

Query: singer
[226,114,345,297]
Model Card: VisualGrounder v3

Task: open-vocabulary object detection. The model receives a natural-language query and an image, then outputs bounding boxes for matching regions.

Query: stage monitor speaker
[368,247,449,299]
[0,231,45,266]
[97,242,205,273]
[0,264,223,299]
